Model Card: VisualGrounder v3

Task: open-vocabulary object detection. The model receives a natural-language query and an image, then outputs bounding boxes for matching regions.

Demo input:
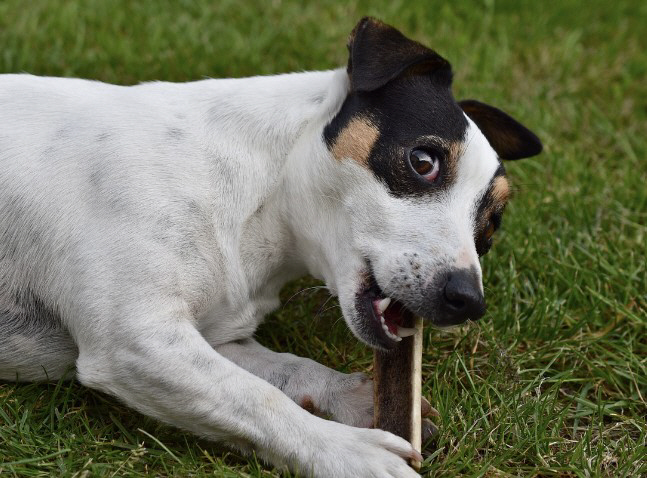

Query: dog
[0,17,541,477]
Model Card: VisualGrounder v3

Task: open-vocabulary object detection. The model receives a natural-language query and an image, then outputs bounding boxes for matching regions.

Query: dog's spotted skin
[0,17,541,477]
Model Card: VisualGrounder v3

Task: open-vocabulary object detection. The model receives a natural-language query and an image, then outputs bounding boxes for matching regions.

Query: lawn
[0,0,645,476]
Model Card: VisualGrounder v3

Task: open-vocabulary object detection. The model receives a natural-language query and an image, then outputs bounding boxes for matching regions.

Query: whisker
[316,304,342,319]
[282,286,328,308]
[313,295,338,321]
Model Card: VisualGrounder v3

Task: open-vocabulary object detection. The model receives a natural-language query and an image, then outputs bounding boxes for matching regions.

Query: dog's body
[1,18,541,477]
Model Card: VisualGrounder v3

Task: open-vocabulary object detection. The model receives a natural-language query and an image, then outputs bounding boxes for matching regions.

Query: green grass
[1,0,645,476]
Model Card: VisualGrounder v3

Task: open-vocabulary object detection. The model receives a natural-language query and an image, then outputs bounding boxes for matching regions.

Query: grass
[0,0,645,476]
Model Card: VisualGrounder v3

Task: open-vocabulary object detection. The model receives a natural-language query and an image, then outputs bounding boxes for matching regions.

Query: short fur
[0,17,541,477]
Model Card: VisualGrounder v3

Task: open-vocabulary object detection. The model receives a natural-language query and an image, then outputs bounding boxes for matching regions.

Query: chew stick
[373,316,423,470]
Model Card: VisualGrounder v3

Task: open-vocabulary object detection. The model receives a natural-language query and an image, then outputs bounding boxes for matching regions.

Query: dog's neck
[225,69,351,297]
[202,69,348,165]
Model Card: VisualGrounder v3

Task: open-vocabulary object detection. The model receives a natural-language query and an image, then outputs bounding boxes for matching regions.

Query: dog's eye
[409,149,440,181]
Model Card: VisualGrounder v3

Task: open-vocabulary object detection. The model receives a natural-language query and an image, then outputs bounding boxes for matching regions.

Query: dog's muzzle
[354,266,486,349]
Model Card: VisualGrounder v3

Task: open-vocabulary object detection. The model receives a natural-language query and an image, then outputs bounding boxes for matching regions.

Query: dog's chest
[193,207,304,344]
[196,275,285,345]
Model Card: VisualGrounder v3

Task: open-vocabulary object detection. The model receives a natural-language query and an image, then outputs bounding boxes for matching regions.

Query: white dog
[0,17,541,477]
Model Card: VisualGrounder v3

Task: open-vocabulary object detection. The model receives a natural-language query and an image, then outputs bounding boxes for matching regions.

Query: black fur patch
[325,17,542,201]
[324,74,468,198]
[459,100,543,160]
[324,17,469,198]
[347,17,453,92]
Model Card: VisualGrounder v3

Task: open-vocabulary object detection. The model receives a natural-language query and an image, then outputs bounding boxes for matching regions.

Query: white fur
[0,68,498,476]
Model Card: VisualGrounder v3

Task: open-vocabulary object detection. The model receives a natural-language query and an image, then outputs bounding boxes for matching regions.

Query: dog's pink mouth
[355,269,416,348]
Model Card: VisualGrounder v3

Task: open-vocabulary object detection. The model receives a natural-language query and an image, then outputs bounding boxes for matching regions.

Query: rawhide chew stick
[373,315,423,470]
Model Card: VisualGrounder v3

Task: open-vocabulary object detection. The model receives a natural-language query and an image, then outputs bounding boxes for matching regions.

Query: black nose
[440,269,486,325]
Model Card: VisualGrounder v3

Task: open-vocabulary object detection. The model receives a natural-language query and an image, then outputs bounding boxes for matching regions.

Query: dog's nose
[439,269,486,324]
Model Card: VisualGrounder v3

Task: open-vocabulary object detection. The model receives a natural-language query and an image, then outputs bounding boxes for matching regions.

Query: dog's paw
[421,399,441,448]
[300,421,422,478]
[422,418,439,448]
[327,372,375,427]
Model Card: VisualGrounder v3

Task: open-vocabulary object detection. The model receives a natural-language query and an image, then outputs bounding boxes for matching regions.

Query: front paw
[328,372,375,428]
[297,421,422,478]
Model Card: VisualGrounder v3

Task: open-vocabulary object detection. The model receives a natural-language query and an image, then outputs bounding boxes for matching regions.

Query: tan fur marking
[331,117,380,165]
[492,176,510,203]
[446,140,465,180]
[448,140,464,160]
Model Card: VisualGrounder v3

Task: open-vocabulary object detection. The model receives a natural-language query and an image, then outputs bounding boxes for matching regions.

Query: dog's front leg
[216,338,375,427]
[217,339,439,442]
[75,317,420,478]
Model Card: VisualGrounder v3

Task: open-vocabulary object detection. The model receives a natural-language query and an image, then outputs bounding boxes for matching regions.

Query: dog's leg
[216,338,375,427]
[216,339,439,442]
[74,314,420,478]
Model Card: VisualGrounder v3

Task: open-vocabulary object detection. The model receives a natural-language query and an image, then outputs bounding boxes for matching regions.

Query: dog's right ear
[347,17,452,92]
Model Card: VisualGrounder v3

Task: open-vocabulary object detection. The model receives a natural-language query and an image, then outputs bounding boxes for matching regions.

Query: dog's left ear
[459,99,543,160]
[347,17,452,92]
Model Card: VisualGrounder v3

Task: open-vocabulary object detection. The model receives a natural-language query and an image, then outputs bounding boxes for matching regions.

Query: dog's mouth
[355,267,416,349]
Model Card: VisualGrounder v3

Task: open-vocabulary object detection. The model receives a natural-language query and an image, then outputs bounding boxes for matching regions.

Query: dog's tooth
[377,297,391,314]
[396,326,417,338]
[387,329,401,342]
[383,326,396,341]
[381,323,399,342]
[379,318,401,342]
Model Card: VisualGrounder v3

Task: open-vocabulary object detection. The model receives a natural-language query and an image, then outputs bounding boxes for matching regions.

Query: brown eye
[409,149,440,181]
[484,219,495,240]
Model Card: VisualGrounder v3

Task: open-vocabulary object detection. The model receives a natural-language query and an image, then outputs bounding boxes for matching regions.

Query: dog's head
[320,18,542,349]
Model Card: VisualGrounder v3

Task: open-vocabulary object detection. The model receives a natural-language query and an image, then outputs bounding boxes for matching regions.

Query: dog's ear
[347,17,452,92]
[459,99,543,160]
